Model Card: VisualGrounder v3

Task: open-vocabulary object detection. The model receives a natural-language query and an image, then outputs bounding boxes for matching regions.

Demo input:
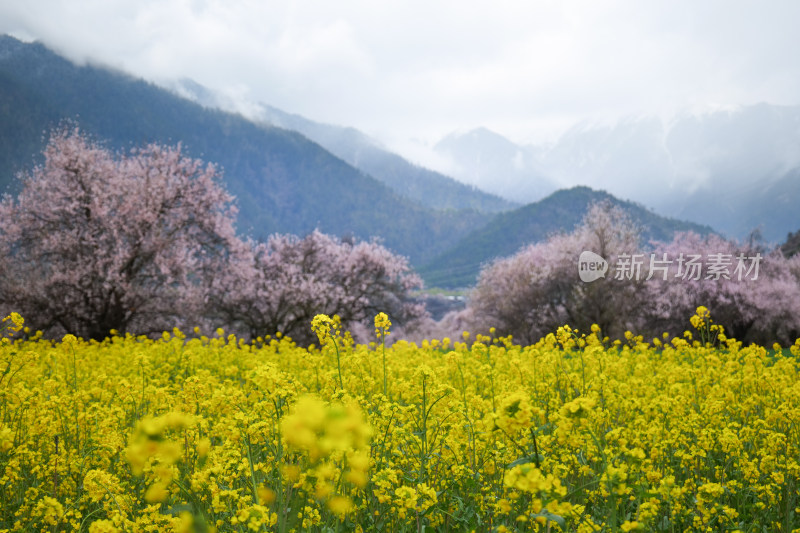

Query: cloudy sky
[2,0,800,149]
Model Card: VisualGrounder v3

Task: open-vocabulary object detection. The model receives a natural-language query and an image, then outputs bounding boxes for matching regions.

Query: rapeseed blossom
[374,312,391,337]
[0,310,799,531]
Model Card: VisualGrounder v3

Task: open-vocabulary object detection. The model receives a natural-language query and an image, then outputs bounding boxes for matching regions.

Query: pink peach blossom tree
[644,231,800,345]
[468,201,800,345]
[208,230,428,345]
[0,127,238,339]
[0,127,430,343]
[469,202,647,344]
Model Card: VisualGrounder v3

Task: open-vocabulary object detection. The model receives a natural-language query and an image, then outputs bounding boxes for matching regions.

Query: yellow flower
[4,297,800,530]
[374,312,392,337]
[503,464,564,496]
[83,469,121,503]
[327,495,353,518]
[196,437,211,458]
[496,392,534,433]
[394,486,417,509]
[236,505,277,531]
[2,312,24,332]
[311,314,335,345]
[495,498,512,514]
[281,394,371,462]
[88,519,121,533]
[145,481,170,503]
[696,482,725,502]
[258,486,276,505]
[560,396,595,419]
[0,425,14,452]
[33,496,64,526]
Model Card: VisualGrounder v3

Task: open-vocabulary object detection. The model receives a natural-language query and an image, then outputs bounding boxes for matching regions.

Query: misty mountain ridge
[168,78,517,214]
[432,105,800,243]
[434,126,558,202]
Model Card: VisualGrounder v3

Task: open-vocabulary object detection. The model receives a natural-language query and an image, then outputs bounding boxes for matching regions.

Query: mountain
[539,116,674,203]
[434,107,800,244]
[420,186,715,288]
[542,106,800,243]
[0,35,491,265]
[171,79,516,214]
[433,127,557,202]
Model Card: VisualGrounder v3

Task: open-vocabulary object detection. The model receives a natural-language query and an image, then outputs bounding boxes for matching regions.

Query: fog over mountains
[177,71,799,244]
[433,127,557,202]
[170,78,515,214]
[429,105,800,243]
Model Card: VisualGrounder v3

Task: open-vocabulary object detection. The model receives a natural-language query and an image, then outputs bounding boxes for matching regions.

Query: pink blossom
[208,230,427,345]
[0,126,237,339]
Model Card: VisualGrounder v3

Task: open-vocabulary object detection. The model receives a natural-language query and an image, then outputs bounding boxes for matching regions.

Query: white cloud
[2,0,799,146]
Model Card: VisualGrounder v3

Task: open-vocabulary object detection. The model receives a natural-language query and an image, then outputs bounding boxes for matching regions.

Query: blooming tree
[209,230,428,345]
[0,127,238,339]
[468,200,800,345]
[644,231,800,345]
[469,202,646,344]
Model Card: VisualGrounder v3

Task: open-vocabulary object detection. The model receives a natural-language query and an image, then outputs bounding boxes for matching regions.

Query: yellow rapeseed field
[1,308,799,532]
